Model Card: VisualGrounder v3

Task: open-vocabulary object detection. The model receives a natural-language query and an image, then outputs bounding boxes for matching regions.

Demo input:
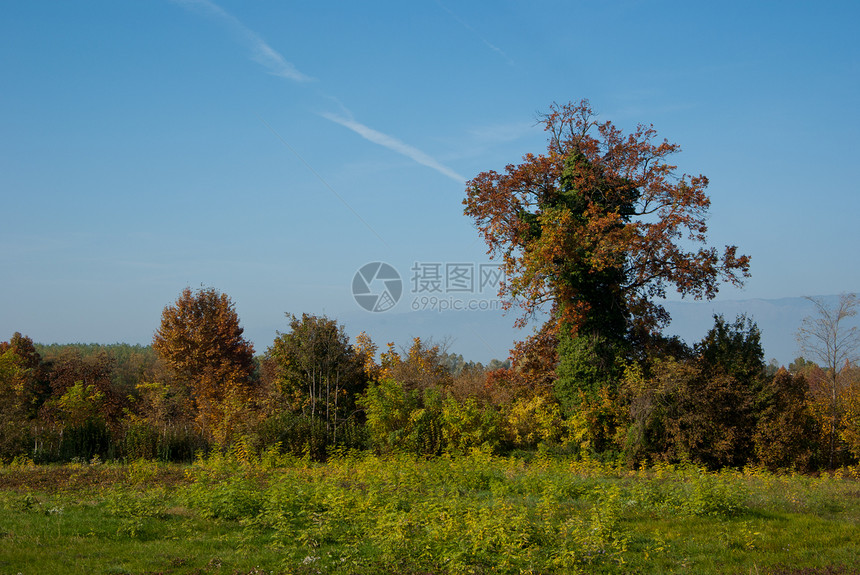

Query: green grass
[1,453,859,574]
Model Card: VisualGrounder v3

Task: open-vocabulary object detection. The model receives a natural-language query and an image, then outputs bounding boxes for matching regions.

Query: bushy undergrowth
[172,450,780,573]
[2,453,859,574]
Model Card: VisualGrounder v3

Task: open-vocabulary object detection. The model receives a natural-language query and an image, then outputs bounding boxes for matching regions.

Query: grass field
[1,450,859,574]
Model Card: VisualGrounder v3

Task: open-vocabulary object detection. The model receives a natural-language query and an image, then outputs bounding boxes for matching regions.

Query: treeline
[0,287,513,464]
[361,314,860,471]
[1,287,859,471]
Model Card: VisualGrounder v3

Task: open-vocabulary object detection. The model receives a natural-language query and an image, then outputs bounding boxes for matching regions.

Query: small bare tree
[797,293,860,468]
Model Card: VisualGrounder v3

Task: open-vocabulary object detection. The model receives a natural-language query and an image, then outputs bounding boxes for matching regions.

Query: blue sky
[2,1,858,363]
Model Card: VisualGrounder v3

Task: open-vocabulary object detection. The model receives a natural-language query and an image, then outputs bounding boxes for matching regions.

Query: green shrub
[359,378,417,453]
[684,471,747,517]
[123,419,159,460]
[58,419,111,462]
[441,396,501,454]
[503,395,566,449]
[104,486,168,538]
[182,453,266,521]
[254,411,366,461]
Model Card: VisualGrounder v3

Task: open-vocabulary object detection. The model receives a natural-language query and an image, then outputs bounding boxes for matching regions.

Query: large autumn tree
[465,99,749,338]
[464,100,750,401]
[152,287,256,441]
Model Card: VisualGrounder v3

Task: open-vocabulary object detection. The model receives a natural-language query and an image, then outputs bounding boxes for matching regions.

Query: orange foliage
[463,99,750,337]
[152,287,256,440]
[480,323,559,401]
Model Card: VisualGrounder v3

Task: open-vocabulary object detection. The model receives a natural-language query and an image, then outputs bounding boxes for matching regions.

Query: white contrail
[174,0,462,183]
[434,0,514,66]
[173,0,312,82]
[321,112,466,184]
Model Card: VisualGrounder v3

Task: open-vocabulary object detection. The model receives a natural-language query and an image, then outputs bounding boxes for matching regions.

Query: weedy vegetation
[1,449,859,574]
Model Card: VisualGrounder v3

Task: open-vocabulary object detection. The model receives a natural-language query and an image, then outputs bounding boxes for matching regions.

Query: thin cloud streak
[434,0,514,66]
[173,0,312,82]
[321,112,466,183]
[174,1,463,184]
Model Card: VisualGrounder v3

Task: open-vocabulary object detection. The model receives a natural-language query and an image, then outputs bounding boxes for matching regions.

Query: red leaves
[463,100,751,336]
